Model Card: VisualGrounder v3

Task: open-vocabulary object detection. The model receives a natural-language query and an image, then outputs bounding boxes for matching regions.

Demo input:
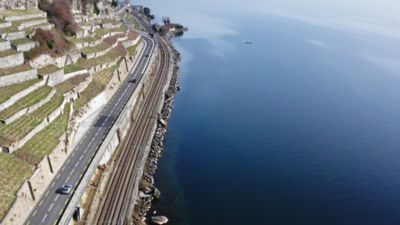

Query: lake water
[135,1,400,224]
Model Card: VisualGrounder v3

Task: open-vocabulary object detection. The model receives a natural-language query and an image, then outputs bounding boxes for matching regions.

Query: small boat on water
[243,41,254,44]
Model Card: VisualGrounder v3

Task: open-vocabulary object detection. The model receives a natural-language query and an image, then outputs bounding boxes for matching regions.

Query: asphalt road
[25,34,155,225]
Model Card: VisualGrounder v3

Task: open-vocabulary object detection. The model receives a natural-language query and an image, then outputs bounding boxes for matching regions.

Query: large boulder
[150,215,169,225]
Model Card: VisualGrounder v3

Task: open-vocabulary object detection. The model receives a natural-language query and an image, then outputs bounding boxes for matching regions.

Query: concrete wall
[122,36,140,48]
[44,69,65,87]
[0,68,37,87]
[0,52,24,69]
[0,41,11,51]
[29,52,80,69]
[1,89,56,125]
[2,31,26,41]
[0,21,11,29]
[17,18,47,30]
[12,41,37,52]
[3,12,46,22]
[0,79,45,112]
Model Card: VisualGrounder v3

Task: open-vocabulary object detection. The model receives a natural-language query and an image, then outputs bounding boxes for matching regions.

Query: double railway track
[94,35,171,225]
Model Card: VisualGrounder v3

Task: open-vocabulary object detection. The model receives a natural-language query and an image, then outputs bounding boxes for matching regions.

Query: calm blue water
[136,1,400,224]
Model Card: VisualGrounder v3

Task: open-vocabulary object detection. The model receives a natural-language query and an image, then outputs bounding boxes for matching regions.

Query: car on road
[58,184,73,195]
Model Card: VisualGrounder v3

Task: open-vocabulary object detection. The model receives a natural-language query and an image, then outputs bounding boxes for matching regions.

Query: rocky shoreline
[134,45,181,225]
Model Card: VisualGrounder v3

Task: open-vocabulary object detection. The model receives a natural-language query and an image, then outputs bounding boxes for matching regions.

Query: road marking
[41,214,48,223]
[45,191,49,197]
[26,221,30,225]
[64,199,68,205]
[55,195,59,201]
[79,155,83,161]
[71,168,75,174]
[39,200,43,206]
[56,174,60,179]
[66,175,71,182]
[59,210,62,216]
[49,203,54,211]
[32,210,37,216]
[75,180,79,186]
[51,182,55,188]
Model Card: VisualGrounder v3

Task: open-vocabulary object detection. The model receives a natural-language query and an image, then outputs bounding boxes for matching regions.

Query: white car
[59,184,73,195]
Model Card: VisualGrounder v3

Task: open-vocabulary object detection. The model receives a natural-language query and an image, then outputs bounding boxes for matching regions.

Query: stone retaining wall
[0,21,11,29]
[12,41,37,52]
[1,89,56,125]
[0,40,11,51]
[44,69,64,87]
[29,52,80,69]
[2,98,68,153]
[64,69,89,80]
[17,18,47,30]
[3,12,46,22]
[2,31,25,41]
[0,52,24,69]
[0,79,45,112]
[0,68,37,87]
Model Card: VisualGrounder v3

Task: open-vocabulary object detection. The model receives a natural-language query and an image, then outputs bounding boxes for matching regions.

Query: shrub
[33,29,72,56]
[40,0,79,36]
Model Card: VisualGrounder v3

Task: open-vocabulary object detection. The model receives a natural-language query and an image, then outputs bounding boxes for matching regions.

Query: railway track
[94,34,171,225]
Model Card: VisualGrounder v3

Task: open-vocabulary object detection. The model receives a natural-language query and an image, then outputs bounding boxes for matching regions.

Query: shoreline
[133,43,182,224]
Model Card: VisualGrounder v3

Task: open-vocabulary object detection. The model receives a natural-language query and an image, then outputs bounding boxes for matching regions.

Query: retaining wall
[0,79,45,112]
[2,98,68,153]
[0,68,37,87]
[44,69,64,87]
[3,12,46,22]
[1,89,56,125]
[64,69,89,80]
[12,41,37,52]
[0,41,11,51]
[2,31,26,41]
[0,52,24,69]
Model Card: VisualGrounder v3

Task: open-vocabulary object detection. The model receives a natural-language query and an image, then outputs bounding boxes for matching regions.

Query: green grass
[74,66,117,111]
[38,65,60,75]
[0,9,43,17]
[64,63,85,74]
[75,47,124,69]
[95,25,127,38]
[81,42,110,55]
[0,86,52,120]
[69,36,100,44]
[0,79,39,105]
[11,38,33,45]
[0,94,64,145]
[0,49,17,57]
[0,64,32,77]
[102,18,116,24]
[0,152,33,221]
[17,103,70,165]
[55,75,88,94]
[127,42,140,56]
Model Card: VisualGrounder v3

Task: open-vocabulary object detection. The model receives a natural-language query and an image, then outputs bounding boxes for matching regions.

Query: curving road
[24,34,156,225]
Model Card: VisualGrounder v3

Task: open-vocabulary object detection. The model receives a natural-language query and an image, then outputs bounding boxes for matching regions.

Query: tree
[111,0,118,8]
[39,0,79,36]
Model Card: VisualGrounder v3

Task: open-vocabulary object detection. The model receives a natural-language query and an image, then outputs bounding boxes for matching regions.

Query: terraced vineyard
[0,4,143,221]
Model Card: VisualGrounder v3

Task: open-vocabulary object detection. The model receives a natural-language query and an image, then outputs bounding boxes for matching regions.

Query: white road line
[41,214,47,223]
[48,203,54,211]
[71,168,75,174]
[66,175,71,182]
[79,155,83,161]
[55,195,59,201]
